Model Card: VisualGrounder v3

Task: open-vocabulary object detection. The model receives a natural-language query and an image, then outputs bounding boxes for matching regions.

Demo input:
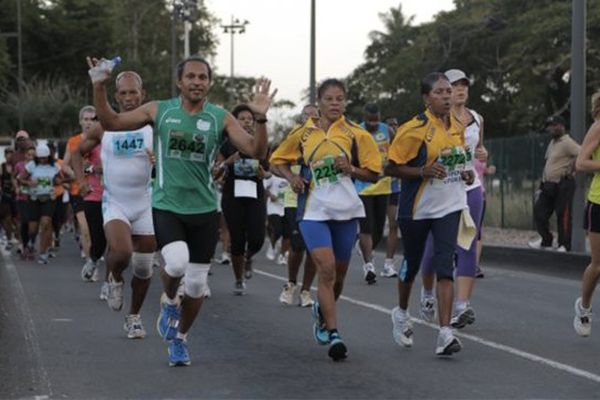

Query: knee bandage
[161,241,189,278]
[184,263,210,298]
[131,252,155,279]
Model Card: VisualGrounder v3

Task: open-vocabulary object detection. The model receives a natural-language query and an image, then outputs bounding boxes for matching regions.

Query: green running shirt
[153,98,227,214]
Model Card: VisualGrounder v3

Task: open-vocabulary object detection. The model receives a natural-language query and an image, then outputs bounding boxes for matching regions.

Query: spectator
[529,116,580,252]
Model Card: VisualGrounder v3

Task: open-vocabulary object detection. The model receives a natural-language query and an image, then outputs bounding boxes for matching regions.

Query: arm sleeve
[270,129,302,165]
[388,126,425,165]
[355,130,382,174]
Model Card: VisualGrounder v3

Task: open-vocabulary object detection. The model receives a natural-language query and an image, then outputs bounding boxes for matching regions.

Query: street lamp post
[17,0,23,130]
[309,0,316,105]
[571,0,587,253]
[221,15,249,102]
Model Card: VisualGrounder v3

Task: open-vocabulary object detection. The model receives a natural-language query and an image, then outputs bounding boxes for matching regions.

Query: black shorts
[358,194,389,234]
[70,194,85,213]
[388,192,400,207]
[584,202,600,234]
[268,214,284,240]
[284,207,306,252]
[28,198,56,221]
[0,196,17,218]
[153,208,219,264]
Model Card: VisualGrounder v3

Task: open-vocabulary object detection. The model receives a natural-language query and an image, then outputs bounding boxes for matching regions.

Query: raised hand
[247,77,277,116]
[86,56,113,85]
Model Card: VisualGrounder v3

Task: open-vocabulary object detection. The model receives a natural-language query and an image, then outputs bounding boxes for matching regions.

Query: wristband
[256,118,268,124]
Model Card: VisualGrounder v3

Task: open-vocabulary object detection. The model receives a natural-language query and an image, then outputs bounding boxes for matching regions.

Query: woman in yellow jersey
[385,72,473,357]
[573,91,600,337]
[270,79,381,361]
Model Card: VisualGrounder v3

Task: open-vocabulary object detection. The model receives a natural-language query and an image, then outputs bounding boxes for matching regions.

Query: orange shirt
[67,133,83,195]
[54,159,65,197]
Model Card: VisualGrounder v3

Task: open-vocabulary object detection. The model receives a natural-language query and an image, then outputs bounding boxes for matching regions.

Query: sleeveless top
[153,98,227,214]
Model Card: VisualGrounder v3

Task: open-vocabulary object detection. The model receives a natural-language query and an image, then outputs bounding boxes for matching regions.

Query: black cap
[546,115,566,127]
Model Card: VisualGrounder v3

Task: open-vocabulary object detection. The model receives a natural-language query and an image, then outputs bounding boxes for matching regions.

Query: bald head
[114,71,145,112]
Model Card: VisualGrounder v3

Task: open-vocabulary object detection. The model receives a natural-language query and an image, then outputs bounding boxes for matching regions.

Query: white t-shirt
[464,109,482,191]
[26,161,59,198]
[263,175,288,216]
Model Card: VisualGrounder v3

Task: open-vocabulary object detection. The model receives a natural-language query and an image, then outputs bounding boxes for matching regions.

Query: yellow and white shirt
[270,117,381,221]
[388,109,467,220]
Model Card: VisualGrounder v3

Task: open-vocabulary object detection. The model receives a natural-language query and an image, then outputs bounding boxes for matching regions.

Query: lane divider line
[255,268,600,384]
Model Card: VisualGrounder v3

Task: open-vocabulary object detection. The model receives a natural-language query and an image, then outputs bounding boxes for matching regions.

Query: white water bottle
[89,56,122,83]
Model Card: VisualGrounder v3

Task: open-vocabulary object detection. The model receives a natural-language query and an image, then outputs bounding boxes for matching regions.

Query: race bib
[434,146,470,185]
[234,159,259,178]
[234,179,258,199]
[167,130,207,162]
[112,132,145,157]
[311,156,341,188]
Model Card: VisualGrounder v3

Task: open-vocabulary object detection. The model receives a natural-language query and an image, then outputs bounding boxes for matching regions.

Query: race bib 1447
[112,132,145,157]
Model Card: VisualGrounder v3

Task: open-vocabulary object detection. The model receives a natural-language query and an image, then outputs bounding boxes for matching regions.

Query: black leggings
[17,200,29,246]
[53,198,67,240]
[222,195,266,257]
[83,201,106,262]
[359,194,389,249]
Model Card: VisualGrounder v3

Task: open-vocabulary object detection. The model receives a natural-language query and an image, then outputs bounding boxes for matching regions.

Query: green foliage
[0,0,219,136]
[346,0,600,138]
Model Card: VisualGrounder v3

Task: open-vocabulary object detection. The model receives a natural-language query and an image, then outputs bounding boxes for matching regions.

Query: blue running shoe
[168,338,191,366]
[312,302,330,345]
[156,295,180,341]
[328,331,348,361]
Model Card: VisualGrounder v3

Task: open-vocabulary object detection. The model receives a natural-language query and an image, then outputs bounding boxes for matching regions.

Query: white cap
[35,143,50,158]
[445,69,471,85]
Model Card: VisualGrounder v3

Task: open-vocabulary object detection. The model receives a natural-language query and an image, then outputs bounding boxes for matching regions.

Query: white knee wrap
[161,241,189,278]
[132,252,155,279]
[184,263,210,298]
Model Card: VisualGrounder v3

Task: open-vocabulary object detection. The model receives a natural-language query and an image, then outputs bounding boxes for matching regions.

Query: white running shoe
[124,314,146,339]
[363,262,377,285]
[99,282,109,301]
[266,245,276,261]
[574,297,592,337]
[81,259,96,282]
[300,289,314,308]
[107,274,124,311]
[527,238,542,249]
[451,305,476,329]
[277,253,288,265]
[420,296,437,323]
[218,252,231,265]
[233,280,246,296]
[279,282,296,305]
[391,306,413,347]
[380,264,397,278]
[556,245,567,253]
[91,267,100,282]
[436,327,462,356]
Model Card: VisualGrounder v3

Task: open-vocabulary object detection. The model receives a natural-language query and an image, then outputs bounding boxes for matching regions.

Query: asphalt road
[1,235,600,399]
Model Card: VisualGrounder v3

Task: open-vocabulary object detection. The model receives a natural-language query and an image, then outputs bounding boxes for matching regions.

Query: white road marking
[51,318,73,322]
[1,248,52,396]
[255,268,600,384]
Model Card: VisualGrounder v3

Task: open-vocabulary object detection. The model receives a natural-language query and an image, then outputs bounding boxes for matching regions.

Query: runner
[13,131,34,258]
[263,154,288,264]
[573,91,600,337]
[63,106,94,262]
[18,143,63,264]
[73,71,156,338]
[383,116,401,278]
[88,55,275,366]
[385,72,473,356]
[355,103,394,282]
[273,104,320,307]
[215,104,268,295]
[270,79,381,360]
[419,69,487,329]
[0,148,18,250]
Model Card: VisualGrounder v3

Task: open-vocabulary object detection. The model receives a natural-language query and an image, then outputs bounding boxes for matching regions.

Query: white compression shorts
[102,198,154,236]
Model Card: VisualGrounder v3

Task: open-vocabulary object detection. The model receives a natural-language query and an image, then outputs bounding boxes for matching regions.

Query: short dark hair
[231,104,255,120]
[421,72,449,95]
[317,78,346,100]
[364,103,379,115]
[177,56,213,81]
[4,148,14,154]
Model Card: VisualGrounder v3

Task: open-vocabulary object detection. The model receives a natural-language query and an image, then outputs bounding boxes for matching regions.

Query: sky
[204,0,455,108]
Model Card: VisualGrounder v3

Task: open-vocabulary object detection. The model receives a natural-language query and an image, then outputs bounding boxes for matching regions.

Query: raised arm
[72,123,103,196]
[86,56,157,131]
[576,121,600,173]
[224,78,277,159]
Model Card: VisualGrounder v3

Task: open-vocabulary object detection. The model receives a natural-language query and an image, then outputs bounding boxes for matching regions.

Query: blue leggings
[299,219,358,263]
[421,187,484,278]
[398,211,461,283]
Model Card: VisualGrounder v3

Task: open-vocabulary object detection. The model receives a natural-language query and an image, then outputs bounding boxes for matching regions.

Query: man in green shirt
[88,55,275,366]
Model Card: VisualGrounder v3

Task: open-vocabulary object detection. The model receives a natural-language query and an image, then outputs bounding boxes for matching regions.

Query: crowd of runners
[2,55,600,366]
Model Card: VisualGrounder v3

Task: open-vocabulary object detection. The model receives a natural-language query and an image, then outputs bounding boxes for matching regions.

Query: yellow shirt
[388,109,467,220]
[271,117,382,221]
[588,145,600,205]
